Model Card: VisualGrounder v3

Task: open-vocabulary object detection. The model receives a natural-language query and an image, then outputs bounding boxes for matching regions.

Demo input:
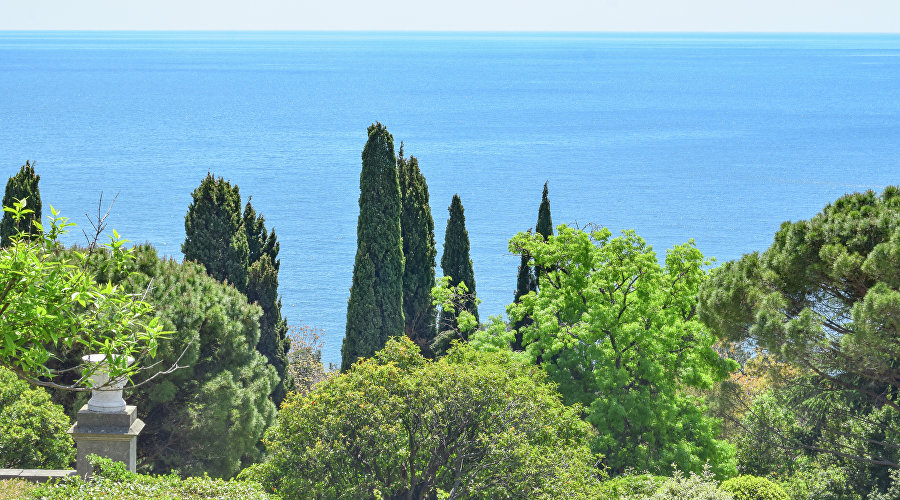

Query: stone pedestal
[68,404,144,478]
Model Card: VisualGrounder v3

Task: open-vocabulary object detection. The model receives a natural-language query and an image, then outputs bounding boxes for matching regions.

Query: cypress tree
[439,194,479,334]
[1,161,42,247]
[184,175,291,405]
[398,144,437,353]
[512,182,553,345]
[341,123,405,371]
[242,199,293,404]
[182,173,249,290]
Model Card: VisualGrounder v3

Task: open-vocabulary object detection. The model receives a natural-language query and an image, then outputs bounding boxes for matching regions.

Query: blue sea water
[1,31,898,365]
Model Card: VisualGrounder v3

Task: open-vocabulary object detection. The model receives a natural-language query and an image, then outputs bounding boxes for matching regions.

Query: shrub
[720,475,789,500]
[649,465,734,500]
[0,479,36,500]
[0,367,74,469]
[597,473,665,499]
[30,455,276,500]
[249,337,602,499]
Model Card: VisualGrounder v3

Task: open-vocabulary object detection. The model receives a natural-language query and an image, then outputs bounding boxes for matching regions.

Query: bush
[249,337,602,499]
[720,475,789,500]
[0,479,36,500]
[0,367,74,469]
[597,473,665,499]
[650,466,734,500]
[29,455,276,499]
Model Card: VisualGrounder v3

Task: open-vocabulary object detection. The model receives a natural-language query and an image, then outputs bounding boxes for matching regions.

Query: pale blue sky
[2,0,898,32]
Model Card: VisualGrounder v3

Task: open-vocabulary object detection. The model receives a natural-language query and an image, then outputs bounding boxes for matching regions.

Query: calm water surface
[1,32,898,364]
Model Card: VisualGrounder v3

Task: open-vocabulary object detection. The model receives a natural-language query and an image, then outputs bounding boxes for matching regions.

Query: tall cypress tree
[398,144,437,353]
[512,182,553,344]
[439,194,479,334]
[341,123,405,371]
[184,175,291,405]
[182,173,249,290]
[1,161,42,247]
[242,200,293,404]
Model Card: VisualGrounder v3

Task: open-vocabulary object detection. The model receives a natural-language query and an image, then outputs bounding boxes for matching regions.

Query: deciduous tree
[248,337,602,499]
[507,225,737,476]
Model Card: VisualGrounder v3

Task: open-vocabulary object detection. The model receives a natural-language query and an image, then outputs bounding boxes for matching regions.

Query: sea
[1,31,898,366]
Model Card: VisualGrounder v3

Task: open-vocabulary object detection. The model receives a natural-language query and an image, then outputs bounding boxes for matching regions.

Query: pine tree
[184,175,291,405]
[512,182,553,345]
[398,144,437,353]
[341,123,405,371]
[182,173,249,290]
[1,161,42,247]
[439,194,478,334]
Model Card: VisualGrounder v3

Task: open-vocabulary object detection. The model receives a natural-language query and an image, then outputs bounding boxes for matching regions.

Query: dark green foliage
[182,173,249,289]
[535,181,553,241]
[250,337,602,499]
[699,187,900,480]
[31,455,276,499]
[398,144,437,353]
[719,476,789,500]
[0,160,41,247]
[183,175,291,406]
[513,182,553,342]
[243,199,279,270]
[79,246,278,478]
[341,123,405,371]
[0,367,74,469]
[242,200,292,404]
[439,194,478,334]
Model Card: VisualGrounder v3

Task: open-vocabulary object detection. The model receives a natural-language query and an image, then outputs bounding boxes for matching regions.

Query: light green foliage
[778,460,863,500]
[0,161,41,247]
[30,455,275,499]
[342,123,405,371]
[649,466,733,500]
[599,466,733,500]
[79,245,277,478]
[251,337,602,499]
[430,276,481,355]
[0,201,164,388]
[439,194,478,334]
[513,181,553,343]
[0,367,74,469]
[0,479,35,499]
[508,225,737,476]
[398,145,437,354]
[597,474,665,499]
[720,476,789,500]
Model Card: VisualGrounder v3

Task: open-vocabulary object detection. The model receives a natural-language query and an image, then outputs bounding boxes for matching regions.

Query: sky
[1,0,899,32]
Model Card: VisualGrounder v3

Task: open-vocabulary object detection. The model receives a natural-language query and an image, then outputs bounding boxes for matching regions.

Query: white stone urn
[82,354,134,413]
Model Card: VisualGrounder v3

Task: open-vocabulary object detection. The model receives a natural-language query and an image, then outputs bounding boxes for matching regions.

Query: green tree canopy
[513,181,553,343]
[504,225,737,476]
[1,160,41,247]
[0,201,165,390]
[698,186,900,486]
[439,194,478,336]
[341,123,405,371]
[183,175,291,405]
[398,144,437,354]
[0,366,74,469]
[80,245,278,478]
[248,336,602,499]
[182,173,249,289]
